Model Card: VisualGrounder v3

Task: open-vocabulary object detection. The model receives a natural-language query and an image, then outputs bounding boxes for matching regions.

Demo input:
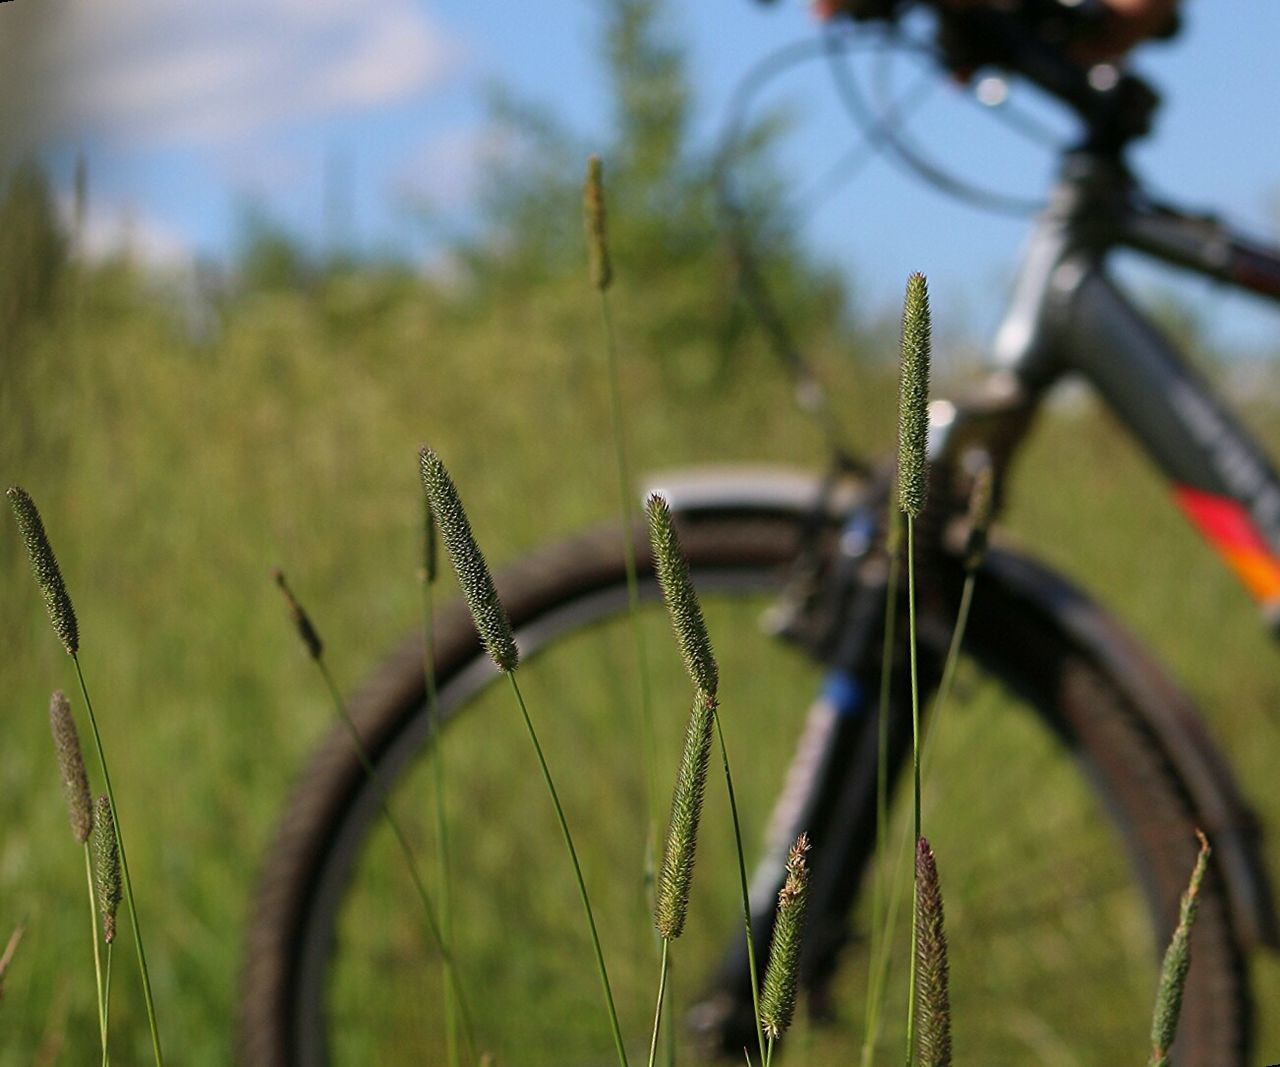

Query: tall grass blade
[896,272,932,1067]
[0,923,25,1000]
[585,152,661,931]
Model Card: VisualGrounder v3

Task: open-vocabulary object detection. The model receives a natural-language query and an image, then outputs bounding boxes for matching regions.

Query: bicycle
[239,2,1280,1063]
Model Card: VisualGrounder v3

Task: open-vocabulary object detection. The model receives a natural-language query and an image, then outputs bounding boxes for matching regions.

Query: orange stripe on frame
[1174,486,1280,602]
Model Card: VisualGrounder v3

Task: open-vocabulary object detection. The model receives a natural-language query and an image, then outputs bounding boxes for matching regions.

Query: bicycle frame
[936,148,1280,624]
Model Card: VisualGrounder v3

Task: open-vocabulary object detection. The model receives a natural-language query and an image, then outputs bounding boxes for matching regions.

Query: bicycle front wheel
[240,498,1249,1065]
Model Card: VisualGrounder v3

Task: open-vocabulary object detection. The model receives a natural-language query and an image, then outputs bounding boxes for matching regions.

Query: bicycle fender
[981,548,1280,950]
[649,464,1280,951]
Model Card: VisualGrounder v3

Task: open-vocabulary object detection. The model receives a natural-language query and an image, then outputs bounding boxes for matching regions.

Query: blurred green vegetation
[5,0,1280,1061]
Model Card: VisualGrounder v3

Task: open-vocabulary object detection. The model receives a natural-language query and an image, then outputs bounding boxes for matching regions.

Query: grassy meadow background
[5,3,1280,1062]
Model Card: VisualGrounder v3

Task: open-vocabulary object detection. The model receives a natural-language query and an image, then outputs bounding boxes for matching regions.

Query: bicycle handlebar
[823,0,1162,152]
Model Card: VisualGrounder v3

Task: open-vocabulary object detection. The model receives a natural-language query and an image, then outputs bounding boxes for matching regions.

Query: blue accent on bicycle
[822,671,865,717]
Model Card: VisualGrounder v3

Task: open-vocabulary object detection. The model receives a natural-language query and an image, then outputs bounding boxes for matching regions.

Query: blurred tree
[452,0,848,386]
[0,161,68,348]
[233,203,315,294]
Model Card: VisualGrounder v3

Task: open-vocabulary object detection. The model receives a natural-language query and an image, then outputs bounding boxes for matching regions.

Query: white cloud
[29,0,459,146]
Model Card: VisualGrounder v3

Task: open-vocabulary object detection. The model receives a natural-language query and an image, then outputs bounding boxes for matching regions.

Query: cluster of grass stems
[6,157,1214,1067]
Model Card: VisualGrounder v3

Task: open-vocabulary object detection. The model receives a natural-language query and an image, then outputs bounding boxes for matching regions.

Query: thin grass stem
[317,660,478,1066]
[84,844,107,1058]
[600,294,662,908]
[505,672,629,1067]
[102,944,113,1067]
[922,573,975,777]
[713,709,768,1067]
[861,505,901,1067]
[647,938,670,1067]
[904,517,922,1067]
[71,657,164,1067]
[420,580,460,1067]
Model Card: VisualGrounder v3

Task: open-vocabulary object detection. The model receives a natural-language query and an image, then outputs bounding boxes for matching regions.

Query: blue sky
[11,0,1280,340]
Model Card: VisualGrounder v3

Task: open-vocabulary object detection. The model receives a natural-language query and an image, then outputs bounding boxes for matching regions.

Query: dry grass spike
[760,833,812,1041]
[914,836,952,1067]
[584,154,612,291]
[1147,830,1211,1067]
[49,690,93,844]
[273,569,324,660]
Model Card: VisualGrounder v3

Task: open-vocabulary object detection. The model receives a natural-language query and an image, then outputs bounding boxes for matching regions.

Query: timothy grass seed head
[654,688,716,940]
[1148,830,1211,1067]
[646,494,717,696]
[897,274,932,518]
[8,486,79,655]
[760,832,812,1040]
[915,836,952,1067]
[419,448,519,672]
[48,690,92,844]
[273,569,323,661]
[92,795,122,944]
[583,154,612,292]
[420,482,439,585]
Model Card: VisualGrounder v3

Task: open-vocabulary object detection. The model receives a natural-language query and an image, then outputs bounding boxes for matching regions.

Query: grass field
[4,257,1280,1064]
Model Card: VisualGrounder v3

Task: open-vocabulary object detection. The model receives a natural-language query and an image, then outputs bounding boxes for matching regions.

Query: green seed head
[273,569,324,661]
[8,487,79,655]
[1148,830,1211,1066]
[964,463,995,570]
[914,836,952,1067]
[897,274,932,518]
[92,795,122,944]
[48,691,92,844]
[583,155,612,292]
[646,494,718,696]
[654,689,716,940]
[760,833,812,1040]
[420,479,439,586]
[419,448,519,672]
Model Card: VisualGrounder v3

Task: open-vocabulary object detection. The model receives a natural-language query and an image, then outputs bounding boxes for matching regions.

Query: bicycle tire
[239,499,1250,1066]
